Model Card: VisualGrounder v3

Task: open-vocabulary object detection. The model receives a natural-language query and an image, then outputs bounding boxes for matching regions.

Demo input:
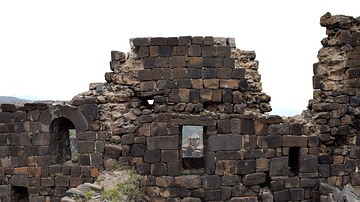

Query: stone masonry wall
[1,13,360,202]
[0,103,106,202]
[73,36,316,201]
[309,13,360,201]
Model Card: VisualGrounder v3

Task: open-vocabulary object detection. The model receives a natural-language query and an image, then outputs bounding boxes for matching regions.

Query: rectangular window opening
[289,147,300,175]
[181,126,205,170]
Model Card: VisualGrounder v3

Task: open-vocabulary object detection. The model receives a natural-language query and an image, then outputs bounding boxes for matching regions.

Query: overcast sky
[0,1,359,115]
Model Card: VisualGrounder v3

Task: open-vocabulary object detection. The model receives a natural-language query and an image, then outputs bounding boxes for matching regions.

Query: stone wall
[0,103,106,201]
[1,12,360,202]
[309,13,360,201]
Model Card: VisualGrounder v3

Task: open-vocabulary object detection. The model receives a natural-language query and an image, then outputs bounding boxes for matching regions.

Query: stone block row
[136,45,232,58]
[142,89,248,107]
[131,36,236,48]
[138,67,245,81]
[145,176,313,201]
[140,79,248,94]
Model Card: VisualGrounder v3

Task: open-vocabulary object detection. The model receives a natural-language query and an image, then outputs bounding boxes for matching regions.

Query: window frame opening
[289,147,300,175]
[181,125,205,170]
[49,117,77,163]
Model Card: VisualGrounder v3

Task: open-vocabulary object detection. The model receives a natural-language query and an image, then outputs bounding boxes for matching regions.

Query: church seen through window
[181,126,205,170]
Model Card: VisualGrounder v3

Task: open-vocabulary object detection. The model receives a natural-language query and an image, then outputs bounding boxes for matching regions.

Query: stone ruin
[1,12,360,202]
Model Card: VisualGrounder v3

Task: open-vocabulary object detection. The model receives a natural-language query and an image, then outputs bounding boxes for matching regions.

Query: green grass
[101,170,144,202]
[84,190,93,200]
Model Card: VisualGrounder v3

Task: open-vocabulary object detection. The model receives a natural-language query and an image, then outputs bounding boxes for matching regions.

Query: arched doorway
[49,117,78,163]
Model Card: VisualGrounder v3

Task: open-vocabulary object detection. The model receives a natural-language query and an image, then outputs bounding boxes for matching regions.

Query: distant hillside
[0,96,30,104]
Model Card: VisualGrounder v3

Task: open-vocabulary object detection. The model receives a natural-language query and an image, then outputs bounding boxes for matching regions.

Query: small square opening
[12,186,29,202]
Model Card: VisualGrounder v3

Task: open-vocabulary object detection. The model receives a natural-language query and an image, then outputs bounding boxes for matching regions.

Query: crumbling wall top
[320,12,360,30]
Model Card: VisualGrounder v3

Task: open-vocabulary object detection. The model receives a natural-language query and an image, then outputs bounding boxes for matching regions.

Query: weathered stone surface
[0,112,11,123]
[132,38,149,46]
[138,69,152,81]
[274,189,290,202]
[202,68,217,79]
[203,79,219,89]
[1,104,17,112]
[202,46,216,57]
[271,179,285,191]
[138,46,149,58]
[256,158,269,172]
[158,46,172,57]
[240,118,255,135]
[330,164,346,176]
[255,117,268,135]
[221,175,240,186]
[154,57,168,68]
[104,144,122,159]
[205,152,215,174]
[238,160,255,174]
[299,155,318,173]
[147,136,178,150]
[202,175,220,189]
[242,172,266,186]
[161,150,178,163]
[216,151,241,160]
[217,68,232,78]
[270,157,289,176]
[222,89,233,102]
[300,178,318,188]
[149,37,167,46]
[203,36,214,45]
[189,45,201,56]
[268,123,289,135]
[169,56,187,68]
[79,104,98,122]
[289,122,303,135]
[217,46,231,57]
[131,144,146,157]
[232,68,245,79]
[283,135,308,147]
[220,79,239,89]
[205,190,222,201]
[175,175,201,189]
[151,163,167,176]
[267,115,283,124]
[136,163,150,175]
[208,134,242,151]
[350,146,360,158]
[55,175,69,187]
[218,119,231,134]
[77,141,95,154]
[267,135,282,148]
[285,177,299,189]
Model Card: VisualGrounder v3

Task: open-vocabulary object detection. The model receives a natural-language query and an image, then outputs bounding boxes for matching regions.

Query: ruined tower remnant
[0,13,360,201]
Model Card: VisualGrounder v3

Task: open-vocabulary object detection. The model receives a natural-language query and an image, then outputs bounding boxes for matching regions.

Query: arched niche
[38,105,87,163]
[39,105,88,132]
[50,117,76,162]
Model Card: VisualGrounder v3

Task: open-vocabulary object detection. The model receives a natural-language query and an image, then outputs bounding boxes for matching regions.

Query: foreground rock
[61,168,145,202]
[320,182,360,202]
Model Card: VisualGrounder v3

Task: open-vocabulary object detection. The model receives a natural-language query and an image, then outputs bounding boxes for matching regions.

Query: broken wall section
[130,36,271,115]
[75,36,324,201]
[76,36,272,145]
[310,12,360,196]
